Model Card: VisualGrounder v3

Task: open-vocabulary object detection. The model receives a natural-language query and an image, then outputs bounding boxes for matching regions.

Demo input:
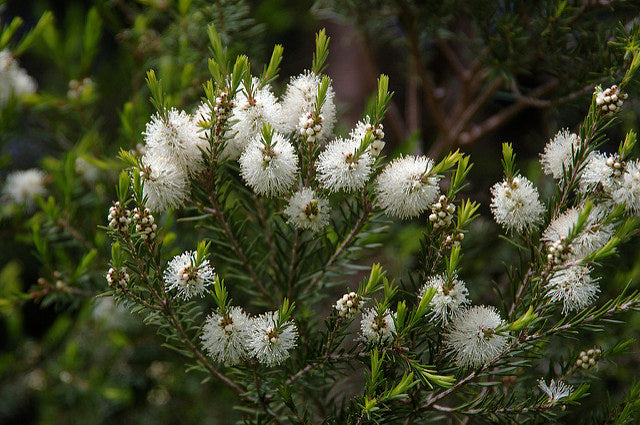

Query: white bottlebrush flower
[317,137,373,192]
[248,311,298,366]
[201,306,252,365]
[284,187,330,233]
[542,207,612,261]
[140,152,190,212]
[280,71,336,140]
[612,160,640,214]
[163,251,216,300]
[350,116,385,156]
[360,308,396,345]
[376,155,441,219]
[239,131,298,196]
[143,108,208,177]
[490,175,545,233]
[3,169,46,205]
[578,152,617,194]
[545,265,599,314]
[444,305,508,369]
[540,129,582,179]
[420,274,470,325]
[0,50,37,106]
[537,378,574,404]
[225,80,285,160]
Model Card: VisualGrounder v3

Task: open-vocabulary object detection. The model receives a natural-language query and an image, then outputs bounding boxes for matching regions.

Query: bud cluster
[365,122,385,156]
[334,291,363,318]
[213,90,233,139]
[106,267,130,288]
[67,77,93,100]
[595,85,627,113]
[575,348,602,369]
[606,155,625,178]
[444,232,464,248]
[547,238,572,265]
[108,202,132,232]
[133,207,157,240]
[299,112,324,143]
[429,195,456,230]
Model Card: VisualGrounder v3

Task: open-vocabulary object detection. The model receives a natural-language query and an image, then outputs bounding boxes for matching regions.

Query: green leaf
[260,44,283,87]
[82,8,102,71]
[14,12,54,56]
[501,142,516,179]
[312,28,330,75]
[145,69,167,117]
[0,17,23,50]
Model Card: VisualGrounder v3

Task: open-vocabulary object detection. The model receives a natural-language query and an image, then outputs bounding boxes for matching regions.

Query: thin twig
[303,199,372,294]
[207,192,277,307]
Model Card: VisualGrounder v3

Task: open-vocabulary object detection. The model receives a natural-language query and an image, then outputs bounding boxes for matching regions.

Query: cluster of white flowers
[579,152,618,194]
[537,378,573,404]
[201,307,252,366]
[540,130,582,179]
[542,207,612,262]
[226,80,284,160]
[281,71,336,141]
[163,251,216,299]
[239,131,298,196]
[420,274,469,325]
[579,152,640,214]
[144,108,207,177]
[201,308,299,367]
[360,308,396,345]
[612,160,640,214]
[2,169,47,206]
[140,154,190,213]
[444,305,508,369]
[248,311,298,366]
[545,265,599,314]
[139,108,207,211]
[317,137,373,192]
[334,291,363,318]
[350,117,385,156]
[490,175,545,233]
[284,188,330,233]
[376,155,441,219]
[0,50,37,107]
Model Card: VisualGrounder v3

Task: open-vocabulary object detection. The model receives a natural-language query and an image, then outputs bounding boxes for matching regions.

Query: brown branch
[396,0,449,138]
[437,39,469,82]
[459,78,559,146]
[450,76,505,142]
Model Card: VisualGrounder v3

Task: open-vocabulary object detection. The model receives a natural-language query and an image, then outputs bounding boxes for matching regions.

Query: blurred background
[1,0,639,423]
